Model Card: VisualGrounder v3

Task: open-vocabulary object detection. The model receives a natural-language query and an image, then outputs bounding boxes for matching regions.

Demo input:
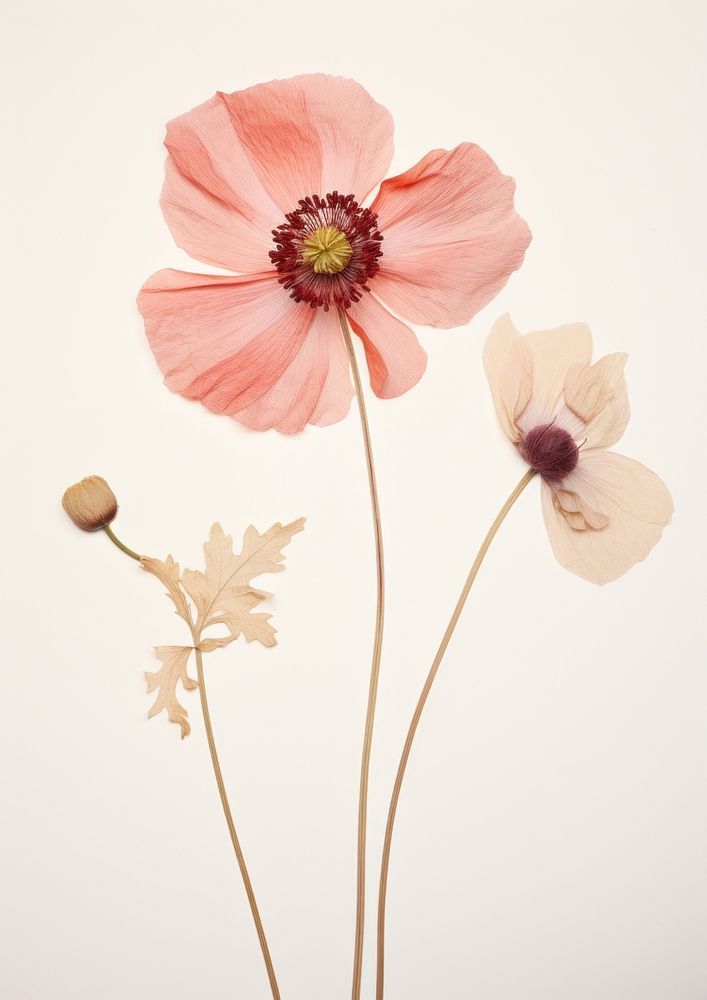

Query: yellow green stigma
[301,226,353,274]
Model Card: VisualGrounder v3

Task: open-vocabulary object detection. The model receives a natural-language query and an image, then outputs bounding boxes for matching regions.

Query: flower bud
[62,476,118,531]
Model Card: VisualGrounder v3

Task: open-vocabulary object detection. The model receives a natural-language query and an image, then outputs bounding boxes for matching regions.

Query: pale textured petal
[161,95,282,272]
[220,75,394,213]
[236,309,354,433]
[482,314,533,442]
[137,269,318,422]
[541,451,673,585]
[519,323,593,430]
[370,144,531,327]
[346,293,427,398]
[560,353,630,449]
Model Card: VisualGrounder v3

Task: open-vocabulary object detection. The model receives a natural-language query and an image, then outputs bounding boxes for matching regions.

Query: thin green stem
[103,523,141,561]
[338,309,386,1000]
[375,469,536,999]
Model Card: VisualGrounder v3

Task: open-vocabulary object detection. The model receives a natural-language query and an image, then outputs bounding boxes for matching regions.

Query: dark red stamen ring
[270,192,383,311]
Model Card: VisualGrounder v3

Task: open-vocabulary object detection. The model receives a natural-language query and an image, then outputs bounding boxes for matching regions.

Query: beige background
[2,1,706,997]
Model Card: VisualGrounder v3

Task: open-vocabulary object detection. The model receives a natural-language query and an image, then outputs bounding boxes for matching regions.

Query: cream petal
[482,314,533,443]
[541,451,673,585]
[560,353,630,449]
[520,323,593,430]
[552,488,610,530]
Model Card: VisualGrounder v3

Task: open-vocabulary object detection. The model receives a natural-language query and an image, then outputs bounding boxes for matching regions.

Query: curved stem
[375,469,536,999]
[194,646,281,1000]
[100,524,279,994]
[339,309,385,1000]
[103,523,141,561]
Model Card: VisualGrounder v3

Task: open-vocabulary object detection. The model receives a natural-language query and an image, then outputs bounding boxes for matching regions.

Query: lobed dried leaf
[145,646,198,739]
[141,554,192,625]
[182,520,305,633]
[143,519,305,736]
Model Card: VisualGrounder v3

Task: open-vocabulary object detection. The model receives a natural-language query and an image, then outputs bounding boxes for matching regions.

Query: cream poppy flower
[483,315,673,584]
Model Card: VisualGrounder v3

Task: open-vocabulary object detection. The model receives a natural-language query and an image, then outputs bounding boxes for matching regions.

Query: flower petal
[519,322,593,430]
[560,353,630,449]
[483,314,533,443]
[346,294,427,398]
[541,451,673,585]
[236,309,354,433]
[161,95,282,272]
[220,75,394,214]
[137,269,318,421]
[369,144,531,328]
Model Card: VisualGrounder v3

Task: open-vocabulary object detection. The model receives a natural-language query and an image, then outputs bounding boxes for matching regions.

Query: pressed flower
[483,314,673,584]
[137,74,531,434]
[375,316,673,998]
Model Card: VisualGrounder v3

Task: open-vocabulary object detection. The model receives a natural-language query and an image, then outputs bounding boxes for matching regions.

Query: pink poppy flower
[483,315,673,584]
[138,75,531,433]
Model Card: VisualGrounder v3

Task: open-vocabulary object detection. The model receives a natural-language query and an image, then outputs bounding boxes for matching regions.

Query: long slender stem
[103,528,280,997]
[103,523,141,561]
[193,645,281,1000]
[338,309,386,1000]
[375,469,536,999]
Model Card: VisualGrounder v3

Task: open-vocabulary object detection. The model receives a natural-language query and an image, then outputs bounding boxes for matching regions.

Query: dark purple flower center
[519,423,579,481]
[270,192,383,310]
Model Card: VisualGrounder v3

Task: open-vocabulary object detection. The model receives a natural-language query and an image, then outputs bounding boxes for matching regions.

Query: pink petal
[560,353,631,450]
[369,144,531,328]
[541,451,673,585]
[346,293,427,398]
[482,314,533,443]
[220,75,394,214]
[236,309,354,433]
[137,269,318,421]
[161,95,282,272]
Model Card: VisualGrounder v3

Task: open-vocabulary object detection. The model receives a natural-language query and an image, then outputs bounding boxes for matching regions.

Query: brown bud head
[62,476,118,531]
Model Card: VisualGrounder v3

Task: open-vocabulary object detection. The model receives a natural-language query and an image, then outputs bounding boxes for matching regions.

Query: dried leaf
[197,636,235,652]
[206,587,277,647]
[144,519,304,738]
[145,646,198,739]
[141,555,192,626]
[182,520,305,639]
